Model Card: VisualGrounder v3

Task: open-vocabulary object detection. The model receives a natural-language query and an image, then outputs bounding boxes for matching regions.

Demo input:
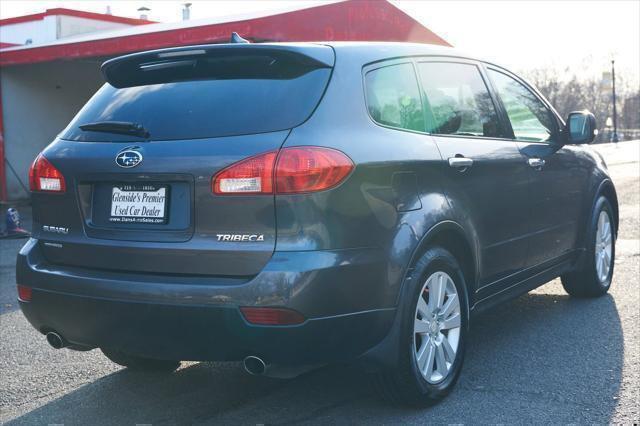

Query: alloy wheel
[595,210,613,283]
[413,271,461,384]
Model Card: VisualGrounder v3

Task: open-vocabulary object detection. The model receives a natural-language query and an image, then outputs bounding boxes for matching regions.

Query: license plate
[110,184,168,224]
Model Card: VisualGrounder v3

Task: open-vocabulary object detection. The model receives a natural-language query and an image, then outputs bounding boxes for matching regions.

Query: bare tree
[522,67,640,142]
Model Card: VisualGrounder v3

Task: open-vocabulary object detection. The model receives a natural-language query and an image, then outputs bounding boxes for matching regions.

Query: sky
[1,0,638,87]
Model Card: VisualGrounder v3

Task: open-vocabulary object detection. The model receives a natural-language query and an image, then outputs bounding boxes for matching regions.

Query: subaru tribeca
[17,42,618,405]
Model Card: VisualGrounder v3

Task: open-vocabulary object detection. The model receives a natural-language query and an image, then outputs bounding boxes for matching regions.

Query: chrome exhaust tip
[45,331,66,349]
[243,355,267,375]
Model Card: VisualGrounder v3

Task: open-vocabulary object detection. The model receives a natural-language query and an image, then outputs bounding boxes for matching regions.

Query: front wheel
[377,247,468,406]
[101,348,181,372]
[562,196,616,298]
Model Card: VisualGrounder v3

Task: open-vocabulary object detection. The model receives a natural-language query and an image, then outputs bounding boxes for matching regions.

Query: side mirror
[565,111,597,144]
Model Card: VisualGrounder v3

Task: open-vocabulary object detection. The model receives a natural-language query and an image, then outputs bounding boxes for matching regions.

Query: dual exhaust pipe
[46,333,272,377]
[46,333,271,376]
[243,355,268,375]
[46,334,309,379]
[45,331,67,349]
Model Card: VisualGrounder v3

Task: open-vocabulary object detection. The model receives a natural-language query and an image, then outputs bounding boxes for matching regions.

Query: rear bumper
[17,239,396,364]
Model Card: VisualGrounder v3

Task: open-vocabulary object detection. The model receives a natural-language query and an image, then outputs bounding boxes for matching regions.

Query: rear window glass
[62,67,331,142]
[365,63,425,132]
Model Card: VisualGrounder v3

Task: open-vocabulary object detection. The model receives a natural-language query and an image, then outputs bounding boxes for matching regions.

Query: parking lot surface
[1,142,638,424]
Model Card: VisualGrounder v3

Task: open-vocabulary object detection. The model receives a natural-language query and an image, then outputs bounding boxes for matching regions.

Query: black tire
[562,196,616,298]
[101,348,181,372]
[376,247,469,407]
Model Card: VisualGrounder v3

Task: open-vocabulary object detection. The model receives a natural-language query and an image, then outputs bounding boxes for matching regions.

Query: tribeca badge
[216,234,265,242]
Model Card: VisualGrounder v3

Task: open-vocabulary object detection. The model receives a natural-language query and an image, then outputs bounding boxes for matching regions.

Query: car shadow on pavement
[6,290,624,425]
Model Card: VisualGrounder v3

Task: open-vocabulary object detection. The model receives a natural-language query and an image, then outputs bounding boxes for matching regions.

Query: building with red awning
[0,0,448,201]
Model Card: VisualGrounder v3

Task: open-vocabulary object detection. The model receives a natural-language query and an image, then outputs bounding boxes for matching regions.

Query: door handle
[527,158,545,170]
[448,157,474,170]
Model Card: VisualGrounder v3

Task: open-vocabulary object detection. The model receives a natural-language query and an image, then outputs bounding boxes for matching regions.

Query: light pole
[611,60,619,143]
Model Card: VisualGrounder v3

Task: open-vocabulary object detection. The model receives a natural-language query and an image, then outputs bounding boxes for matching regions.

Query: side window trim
[484,64,562,143]
[362,59,427,135]
[478,63,516,140]
[414,58,513,141]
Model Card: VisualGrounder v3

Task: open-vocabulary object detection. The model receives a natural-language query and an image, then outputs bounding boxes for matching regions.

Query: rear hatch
[31,43,334,277]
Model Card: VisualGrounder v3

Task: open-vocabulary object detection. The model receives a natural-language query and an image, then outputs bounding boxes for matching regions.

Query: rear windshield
[62,61,331,142]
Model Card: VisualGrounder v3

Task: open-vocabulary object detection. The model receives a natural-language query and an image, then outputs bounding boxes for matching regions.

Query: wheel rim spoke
[437,274,447,308]
[420,341,436,376]
[442,313,461,330]
[415,318,430,334]
[598,213,605,236]
[416,296,432,319]
[441,293,458,318]
[435,343,448,377]
[428,274,446,310]
[441,334,456,362]
[416,339,428,366]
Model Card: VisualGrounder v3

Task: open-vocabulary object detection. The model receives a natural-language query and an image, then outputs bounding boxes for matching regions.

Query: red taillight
[29,154,66,193]
[240,307,306,325]
[17,285,32,302]
[212,151,277,195]
[275,147,354,194]
[212,147,353,195]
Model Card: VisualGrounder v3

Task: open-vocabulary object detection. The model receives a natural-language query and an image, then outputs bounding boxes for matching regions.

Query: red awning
[0,0,449,67]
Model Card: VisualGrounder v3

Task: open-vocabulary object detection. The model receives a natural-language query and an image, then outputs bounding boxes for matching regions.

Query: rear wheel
[377,247,468,406]
[101,348,181,372]
[562,196,615,298]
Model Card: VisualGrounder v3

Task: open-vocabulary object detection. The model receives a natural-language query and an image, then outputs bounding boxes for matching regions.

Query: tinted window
[488,69,556,142]
[62,68,331,141]
[365,63,425,132]
[417,62,500,138]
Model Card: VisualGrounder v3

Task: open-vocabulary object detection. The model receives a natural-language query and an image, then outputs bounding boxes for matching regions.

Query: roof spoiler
[101,43,334,88]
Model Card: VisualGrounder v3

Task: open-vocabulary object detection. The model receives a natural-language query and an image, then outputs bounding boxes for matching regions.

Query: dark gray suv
[17,42,618,405]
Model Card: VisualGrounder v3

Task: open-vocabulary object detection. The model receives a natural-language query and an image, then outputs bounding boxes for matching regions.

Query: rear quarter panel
[276,46,453,309]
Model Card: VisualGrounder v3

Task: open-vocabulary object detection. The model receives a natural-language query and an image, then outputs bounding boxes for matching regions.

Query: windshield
[62,68,331,142]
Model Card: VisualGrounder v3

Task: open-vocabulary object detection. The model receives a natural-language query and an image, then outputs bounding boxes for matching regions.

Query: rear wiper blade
[79,121,150,139]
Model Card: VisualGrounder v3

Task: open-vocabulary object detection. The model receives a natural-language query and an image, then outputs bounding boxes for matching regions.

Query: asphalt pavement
[1,141,638,424]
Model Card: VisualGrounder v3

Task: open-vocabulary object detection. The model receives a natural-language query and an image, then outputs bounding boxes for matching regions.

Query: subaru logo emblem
[115,148,143,168]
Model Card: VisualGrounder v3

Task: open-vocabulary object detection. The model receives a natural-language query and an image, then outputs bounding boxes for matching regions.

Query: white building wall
[1,60,104,200]
[58,16,130,39]
[0,16,57,45]
[1,15,133,46]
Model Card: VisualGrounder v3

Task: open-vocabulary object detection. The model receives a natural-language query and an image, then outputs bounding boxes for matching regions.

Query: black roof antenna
[230,32,250,44]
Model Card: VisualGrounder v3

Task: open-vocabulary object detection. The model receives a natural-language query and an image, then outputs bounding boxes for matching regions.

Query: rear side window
[487,69,556,143]
[365,63,425,132]
[62,56,331,142]
[417,62,500,138]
